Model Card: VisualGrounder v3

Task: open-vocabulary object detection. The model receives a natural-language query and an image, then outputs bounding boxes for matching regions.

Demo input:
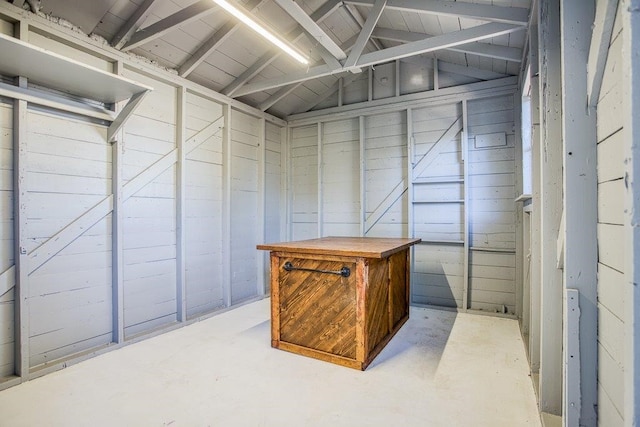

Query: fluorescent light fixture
[212,0,309,65]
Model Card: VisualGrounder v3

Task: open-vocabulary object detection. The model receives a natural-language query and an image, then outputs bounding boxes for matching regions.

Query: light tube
[212,0,309,65]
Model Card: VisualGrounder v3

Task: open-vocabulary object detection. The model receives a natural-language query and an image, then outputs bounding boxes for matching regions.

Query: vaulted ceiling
[9,0,531,118]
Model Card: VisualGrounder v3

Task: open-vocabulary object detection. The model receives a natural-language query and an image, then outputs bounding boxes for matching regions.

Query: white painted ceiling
[8,0,531,118]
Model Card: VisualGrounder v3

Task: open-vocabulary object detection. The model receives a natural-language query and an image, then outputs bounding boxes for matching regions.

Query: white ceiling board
[40,0,119,34]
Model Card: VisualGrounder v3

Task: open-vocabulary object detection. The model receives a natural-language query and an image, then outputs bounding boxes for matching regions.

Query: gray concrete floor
[0,299,541,426]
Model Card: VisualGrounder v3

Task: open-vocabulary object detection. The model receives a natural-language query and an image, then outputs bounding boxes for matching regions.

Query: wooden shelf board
[413,199,464,204]
[470,247,516,253]
[413,177,464,184]
[0,33,151,104]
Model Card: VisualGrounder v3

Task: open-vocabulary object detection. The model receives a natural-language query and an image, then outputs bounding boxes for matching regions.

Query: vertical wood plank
[317,122,323,237]
[13,20,29,380]
[406,108,414,303]
[462,100,469,311]
[270,253,280,346]
[514,91,524,320]
[529,20,542,374]
[355,258,367,365]
[538,0,563,415]
[222,104,231,308]
[176,86,187,321]
[623,0,640,422]
[112,60,125,343]
[560,0,598,423]
[257,118,266,296]
[285,126,292,241]
[359,116,366,237]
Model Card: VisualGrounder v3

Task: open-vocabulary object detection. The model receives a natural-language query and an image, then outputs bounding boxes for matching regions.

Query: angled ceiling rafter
[372,27,523,62]
[221,0,342,97]
[233,22,523,97]
[343,0,387,68]
[111,0,160,50]
[178,0,268,77]
[273,0,347,61]
[344,0,530,25]
[121,0,217,52]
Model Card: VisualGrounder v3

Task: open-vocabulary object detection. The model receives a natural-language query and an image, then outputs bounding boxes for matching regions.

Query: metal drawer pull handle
[283,261,351,278]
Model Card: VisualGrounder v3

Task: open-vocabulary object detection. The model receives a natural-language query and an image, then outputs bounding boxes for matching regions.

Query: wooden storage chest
[257,236,421,370]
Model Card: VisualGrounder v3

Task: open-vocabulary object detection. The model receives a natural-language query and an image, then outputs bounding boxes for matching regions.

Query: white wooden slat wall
[121,70,178,337]
[290,125,318,240]
[264,122,283,291]
[26,110,113,366]
[365,111,408,238]
[412,103,464,308]
[0,100,14,377]
[288,95,517,310]
[467,95,517,313]
[185,93,224,317]
[322,118,360,236]
[596,6,625,425]
[230,110,260,304]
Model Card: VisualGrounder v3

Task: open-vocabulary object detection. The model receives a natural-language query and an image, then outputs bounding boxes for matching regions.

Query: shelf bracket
[107,90,150,143]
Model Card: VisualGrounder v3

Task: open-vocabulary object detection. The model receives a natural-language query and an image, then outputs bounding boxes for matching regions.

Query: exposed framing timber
[178,0,266,78]
[222,105,232,307]
[12,20,28,381]
[372,27,523,62]
[461,100,469,312]
[344,0,530,25]
[221,0,342,97]
[288,76,518,125]
[233,23,523,97]
[412,116,463,179]
[560,1,598,422]
[0,266,15,297]
[317,122,324,237]
[258,84,300,111]
[623,0,640,423]
[107,90,148,142]
[111,61,126,344]
[0,1,285,127]
[27,117,224,276]
[344,0,387,68]
[111,0,159,50]
[359,115,366,236]
[587,0,619,107]
[257,118,266,296]
[121,0,216,51]
[273,0,346,61]
[537,0,563,415]
[176,86,187,321]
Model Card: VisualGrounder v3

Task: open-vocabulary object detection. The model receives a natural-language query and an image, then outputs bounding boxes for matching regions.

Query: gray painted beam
[221,0,342,96]
[586,0,618,107]
[537,0,563,416]
[344,0,530,25]
[222,105,232,308]
[234,23,522,96]
[344,0,387,68]
[273,0,346,60]
[112,61,126,344]
[560,0,598,424]
[111,0,159,50]
[122,0,216,51]
[372,27,523,62]
[623,0,640,423]
[258,84,300,111]
[176,87,187,322]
